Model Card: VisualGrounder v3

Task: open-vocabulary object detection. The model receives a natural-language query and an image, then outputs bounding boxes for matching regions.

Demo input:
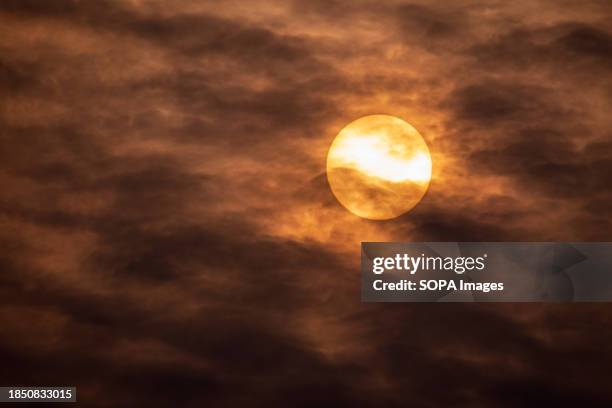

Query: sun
[326,114,432,220]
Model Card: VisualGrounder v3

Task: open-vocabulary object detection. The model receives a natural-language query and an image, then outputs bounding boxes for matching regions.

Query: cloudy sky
[1,0,612,405]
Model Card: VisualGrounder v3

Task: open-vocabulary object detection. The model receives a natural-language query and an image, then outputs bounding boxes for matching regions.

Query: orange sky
[1,0,612,406]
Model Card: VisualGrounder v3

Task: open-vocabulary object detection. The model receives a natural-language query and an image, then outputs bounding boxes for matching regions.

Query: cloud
[0,0,611,406]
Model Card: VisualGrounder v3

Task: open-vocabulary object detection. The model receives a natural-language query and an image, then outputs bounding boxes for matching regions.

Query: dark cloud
[447,82,557,124]
[556,26,612,63]
[396,3,473,52]
[0,0,611,406]
[470,23,612,82]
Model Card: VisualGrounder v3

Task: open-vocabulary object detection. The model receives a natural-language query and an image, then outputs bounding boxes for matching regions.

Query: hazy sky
[1,0,612,406]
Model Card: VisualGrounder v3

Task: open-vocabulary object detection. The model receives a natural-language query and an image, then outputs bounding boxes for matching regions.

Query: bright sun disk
[326,114,432,220]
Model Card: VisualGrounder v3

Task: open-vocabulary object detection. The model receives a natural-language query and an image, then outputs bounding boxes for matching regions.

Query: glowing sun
[326,114,432,220]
